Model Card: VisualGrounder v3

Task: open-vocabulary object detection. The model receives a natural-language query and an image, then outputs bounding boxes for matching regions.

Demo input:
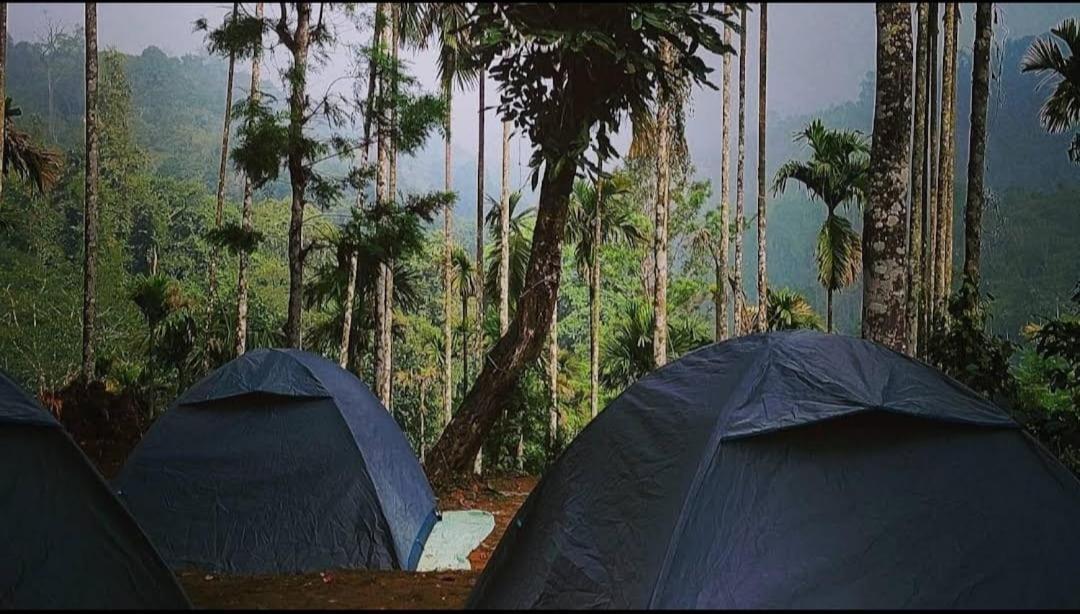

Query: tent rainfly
[468,331,1080,609]
[113,348,438,574]
[0,371,190,609]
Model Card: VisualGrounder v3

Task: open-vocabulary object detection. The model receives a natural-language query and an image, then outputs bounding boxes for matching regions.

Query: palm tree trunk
[284,3,312,349]
[589,172,602,419]
[755,3,768,332]
[827,288,834,333]
[236,1,263,357]
[733,5,748,336]
[340,2,382,367]
[935,2,958,314]
[963,3,992,297]
[374,2,392,404]
[862,2,913,352]
[461,287,469,403]
[207,2,238,364]
[472,75,486,478]
[652,39,673,367]
[476,70,486,327]
[717,21,732,342]
[499,119,511,335]
[0,3,7,209]
[384,9,399,409]
[419,383,426,463]
[442,80,454,432]
[547,300,558,462]
[924,2,940,336]
[82,2,99,383]
[907,2,929,354]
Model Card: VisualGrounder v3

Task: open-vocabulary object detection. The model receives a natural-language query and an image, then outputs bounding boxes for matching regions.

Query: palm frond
[816,214,862,292]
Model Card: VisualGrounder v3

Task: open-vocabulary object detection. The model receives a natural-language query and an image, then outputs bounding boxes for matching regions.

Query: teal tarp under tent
[468,331,1080,609]
[113,348,438,575]
[0,370,190,609]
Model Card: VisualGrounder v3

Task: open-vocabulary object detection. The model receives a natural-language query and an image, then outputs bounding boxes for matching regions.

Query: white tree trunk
[236,2,264,357]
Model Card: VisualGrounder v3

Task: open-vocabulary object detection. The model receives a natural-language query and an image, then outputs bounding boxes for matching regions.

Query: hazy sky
[8,3,1079,189]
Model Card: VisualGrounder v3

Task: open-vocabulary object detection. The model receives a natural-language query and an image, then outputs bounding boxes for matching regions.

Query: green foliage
[566,172,645,279]
[926,283,1018,401]
[1029,282,1080,407]
[205,223,265,256]
[462,3,739,179]
[230,97,290,188]
[601,300,711,389]
[1021,19,1080,153]
[766,288,824,332]
[4,97,65,193]
[484,191,535,308]
[129,273,187,333]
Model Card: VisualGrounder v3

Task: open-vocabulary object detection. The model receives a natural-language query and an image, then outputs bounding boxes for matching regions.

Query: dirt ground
[177,475,538,610]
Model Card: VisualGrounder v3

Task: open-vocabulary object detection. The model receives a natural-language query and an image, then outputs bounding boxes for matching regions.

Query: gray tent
[0,371,190,609]
[113,348,437,574]
[469,331,1080,609]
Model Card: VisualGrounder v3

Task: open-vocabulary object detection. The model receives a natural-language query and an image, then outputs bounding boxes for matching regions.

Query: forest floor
[173,474,537,609]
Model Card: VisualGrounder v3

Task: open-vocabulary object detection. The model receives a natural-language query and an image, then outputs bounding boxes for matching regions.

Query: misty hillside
[4,30,1077,337]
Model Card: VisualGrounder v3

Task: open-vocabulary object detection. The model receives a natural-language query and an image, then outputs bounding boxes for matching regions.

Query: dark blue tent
[113,348,437,574]
[469,332,1080,609]
[0,371,190,609]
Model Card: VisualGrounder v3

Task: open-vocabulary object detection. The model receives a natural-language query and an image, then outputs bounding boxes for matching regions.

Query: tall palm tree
[499,119,511,336]
[652,38,674,367]
[0,2,7,206]
[963,3,993,298]
[772,120,869,332]
[476,76,486,337]
[907,2,930,354]
[206,2,239,364]
[689,208,731,331]
[567,172,642,419]
[733,4,748,335]
[755,2,768,332]
[340,2,385,367]
[717,18,733,341]
[935,2,959,316]
[82,2,99,383]
[484,191,534,316]
[862,2,913,352]
[923,2,940,340]
[402,2,474,438]
[451,247,476,408]
[374,2,395,405]
[236,1,264,357]
[1022,18,1080,161]
[484,189,533,474]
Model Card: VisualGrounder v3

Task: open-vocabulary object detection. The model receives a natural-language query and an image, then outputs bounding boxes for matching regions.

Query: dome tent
[113,348,437,574]
[468,331,1080,609]
[0,371,190,609]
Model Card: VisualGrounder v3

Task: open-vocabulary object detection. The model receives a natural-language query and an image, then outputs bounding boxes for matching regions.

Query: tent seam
[643,335,774,608]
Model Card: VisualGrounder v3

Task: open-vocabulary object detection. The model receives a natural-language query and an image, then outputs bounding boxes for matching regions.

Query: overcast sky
[8,3,1078,188]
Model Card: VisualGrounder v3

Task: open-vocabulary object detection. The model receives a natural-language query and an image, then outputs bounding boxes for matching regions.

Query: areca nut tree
[567,171,643,419]
[772,119,869,333]
[1022,18,1080,162]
